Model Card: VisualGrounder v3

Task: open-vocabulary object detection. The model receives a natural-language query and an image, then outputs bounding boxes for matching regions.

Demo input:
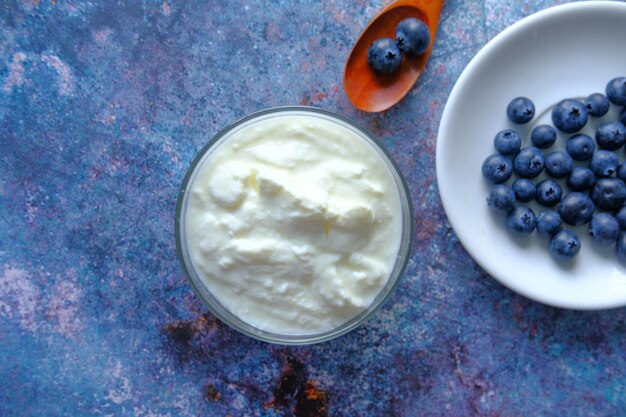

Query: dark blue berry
[506,205,536,235]
[606,76,626,106]
[482,154,513,184]
[589,150,619,177]
[513,146,544,178]
[557,192,595,226]
[589,212,619,244]
[615,206,626,229]
[530,125,557,149]
[549,230,581,261]
[566,134,595,161]
[512,178,536,202]
[367,38,402,74]
[544,151,573,178]
[617,231,626,262]
[567,167,596,191]
[618,161,626,182]
[551,99,588,133]
[584,93,610,117]
[591,178,626,210]
[536,179,562,207]
[620,107,626,126]
[596,121,626,150]
[494,129,521,155]
[507,97,535,124]
[487,185,516,213]
[395,18,430,56]
[536,210,562,237]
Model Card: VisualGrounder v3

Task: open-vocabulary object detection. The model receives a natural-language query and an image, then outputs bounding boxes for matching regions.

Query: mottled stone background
[2,0,626,416]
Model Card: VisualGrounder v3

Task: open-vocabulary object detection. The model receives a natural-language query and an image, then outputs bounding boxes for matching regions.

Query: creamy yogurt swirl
[185,112,402,334]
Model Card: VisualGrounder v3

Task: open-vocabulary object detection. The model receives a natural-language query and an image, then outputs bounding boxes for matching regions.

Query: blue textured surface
[2,1,626,416]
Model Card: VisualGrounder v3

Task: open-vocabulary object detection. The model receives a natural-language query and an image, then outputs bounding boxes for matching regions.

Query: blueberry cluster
[482,76,626,262]
[367,18,430,75]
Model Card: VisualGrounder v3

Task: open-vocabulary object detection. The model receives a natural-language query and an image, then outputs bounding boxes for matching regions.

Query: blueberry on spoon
[395,17,431,56]
[367,38,402,74]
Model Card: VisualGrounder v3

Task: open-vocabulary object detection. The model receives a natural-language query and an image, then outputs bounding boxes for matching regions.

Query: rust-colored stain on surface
[163,320,195,344]
[163,312,223,348]
[204,384,222,402]
[265,357,329,417]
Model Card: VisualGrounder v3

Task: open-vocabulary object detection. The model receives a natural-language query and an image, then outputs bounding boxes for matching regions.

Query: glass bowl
[175,106,413,344]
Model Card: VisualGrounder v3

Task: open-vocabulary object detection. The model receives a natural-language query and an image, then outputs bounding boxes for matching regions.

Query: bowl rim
[436,1,626,310]
[175,105,414,344]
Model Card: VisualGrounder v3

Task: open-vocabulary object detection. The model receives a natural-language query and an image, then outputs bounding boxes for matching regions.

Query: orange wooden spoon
[344,0,445,112]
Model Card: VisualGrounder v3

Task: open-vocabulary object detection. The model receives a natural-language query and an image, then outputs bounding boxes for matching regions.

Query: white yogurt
[184,111,403,334]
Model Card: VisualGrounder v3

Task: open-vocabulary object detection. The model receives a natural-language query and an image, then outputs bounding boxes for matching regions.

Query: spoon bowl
[344,0,444,112]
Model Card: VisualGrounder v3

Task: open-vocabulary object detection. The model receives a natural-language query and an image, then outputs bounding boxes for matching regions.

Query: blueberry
[506,205,536,235]
[615,206,626,229]
[530,125,557,149]
[551,99,588,133]
[513,146,545,178]
[512,178,536,202]
[536,210,562,237]
[494,129,521,155]
[606,76,626,106]
[557,192,595,226]
[566,134,595,161]
[589,212,620,244]
[584,93,610,117]
[487,184,516,213]
[589,150,619,177]
[544,151,573,178]
[507,97,535,124]
[567,166,596,191]
[617,231,626,262]
[549,230,581,261]
[618,161,626,182]
[367,38,402,74]
[591,178,626,210]
[535,179,562,207]
[395,18,430,56]
[620,107,626,126]
[596,121,626,150]
[482,154,513,184]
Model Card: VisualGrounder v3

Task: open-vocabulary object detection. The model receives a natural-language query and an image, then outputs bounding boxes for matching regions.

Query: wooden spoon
[344,0,445,112]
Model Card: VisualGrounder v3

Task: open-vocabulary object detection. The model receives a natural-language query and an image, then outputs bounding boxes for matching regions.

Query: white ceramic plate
[436,1,626,309]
